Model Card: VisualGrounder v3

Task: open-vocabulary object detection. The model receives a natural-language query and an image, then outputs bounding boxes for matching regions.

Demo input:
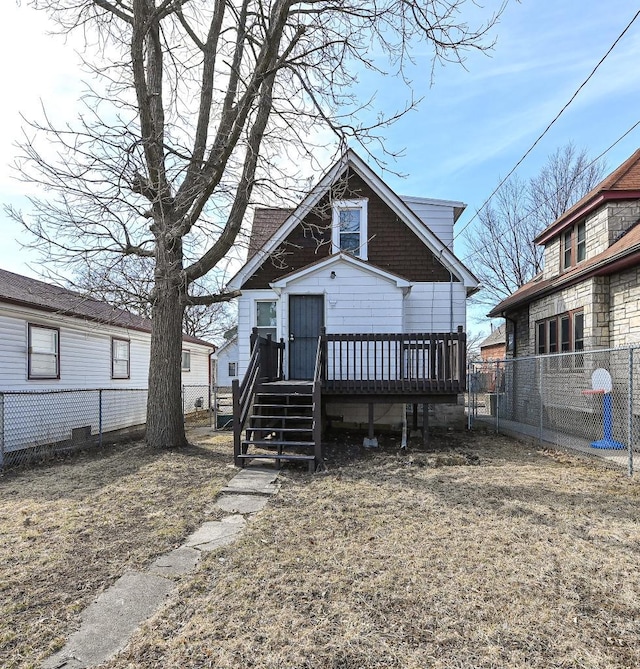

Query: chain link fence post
[0,392,4,469]
[98,389,103,449]
[628,347,634,477]
[538,356,544,447]
[495,360,499,434]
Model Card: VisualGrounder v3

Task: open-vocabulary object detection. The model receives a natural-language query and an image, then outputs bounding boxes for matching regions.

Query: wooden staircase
[236,383,318,471]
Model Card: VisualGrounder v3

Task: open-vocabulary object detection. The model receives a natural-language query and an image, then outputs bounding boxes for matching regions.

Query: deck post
[457,325,466,390]
[412,403,418,431]
[363,402,378,448]
[422,402,429,447]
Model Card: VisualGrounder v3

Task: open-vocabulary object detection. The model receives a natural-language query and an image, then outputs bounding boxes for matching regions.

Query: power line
[453,9,640,243]
[460,119,640,266]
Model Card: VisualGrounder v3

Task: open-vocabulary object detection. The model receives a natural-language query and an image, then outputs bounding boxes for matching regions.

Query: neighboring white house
[213,335,239,388]
[0,268,215,460]
[227,149,478,430]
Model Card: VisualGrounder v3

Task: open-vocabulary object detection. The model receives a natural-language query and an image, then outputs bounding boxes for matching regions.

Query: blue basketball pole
[592,393,625,450]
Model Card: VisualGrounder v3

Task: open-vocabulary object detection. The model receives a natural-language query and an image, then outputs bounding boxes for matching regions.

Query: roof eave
[535,191,640,245]
[487,246,640,318]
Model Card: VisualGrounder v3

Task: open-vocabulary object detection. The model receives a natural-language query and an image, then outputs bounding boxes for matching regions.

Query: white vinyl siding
[0,303,213,390]
[214,338,239,387]
[403,283,466,333]
[181,346,211,385]
[400,196,459,249]
[28,324,59,379]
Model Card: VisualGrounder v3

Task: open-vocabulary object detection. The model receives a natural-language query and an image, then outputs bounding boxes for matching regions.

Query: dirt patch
[101,430,640,669]
[0,431,235,669]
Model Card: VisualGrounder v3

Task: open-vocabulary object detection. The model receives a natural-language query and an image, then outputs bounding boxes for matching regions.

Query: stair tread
[249,427,313,433]
[252,403,313,409]
[249,414,313,420]
[237,453,315,461]
[242,439,315,447]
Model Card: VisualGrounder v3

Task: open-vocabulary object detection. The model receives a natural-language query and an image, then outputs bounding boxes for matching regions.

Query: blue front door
[289,295,324,380]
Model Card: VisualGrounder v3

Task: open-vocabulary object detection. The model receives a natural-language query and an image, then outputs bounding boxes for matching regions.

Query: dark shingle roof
[247,208,294,261]
[0,268,214,348]
[479,323,506,349]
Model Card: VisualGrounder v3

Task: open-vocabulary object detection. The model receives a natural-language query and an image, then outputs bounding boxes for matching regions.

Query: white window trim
[255,299,278,340]
[181,349,191,372]
[331,198,368,259]
[28,323,60,380]
[111,337,130,379]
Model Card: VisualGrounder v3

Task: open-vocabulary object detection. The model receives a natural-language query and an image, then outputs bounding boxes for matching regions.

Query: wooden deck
[233,328,467,470]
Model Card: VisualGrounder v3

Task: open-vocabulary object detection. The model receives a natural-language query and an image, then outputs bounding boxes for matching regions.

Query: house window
[332,199,368,259]
[577,222,586,262]
[256,301,277,340]
[562,221,586,270]
[228,362,237,377]
[536,322,546,355]
[181,350,191,371]
[111,338,130,379]
[28,324,60,379]
[536,310,584,365]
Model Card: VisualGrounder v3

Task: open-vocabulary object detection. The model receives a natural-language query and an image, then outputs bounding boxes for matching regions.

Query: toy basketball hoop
[582,368,624,450]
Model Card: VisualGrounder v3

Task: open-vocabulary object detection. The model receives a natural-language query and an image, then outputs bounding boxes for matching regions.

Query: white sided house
[213,335,239,388]
[228,149,479,470]
[0,269,214,462]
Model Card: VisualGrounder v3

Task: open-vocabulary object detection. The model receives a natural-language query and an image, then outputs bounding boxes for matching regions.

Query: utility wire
[453,9,640,243]
[460,119,640,265]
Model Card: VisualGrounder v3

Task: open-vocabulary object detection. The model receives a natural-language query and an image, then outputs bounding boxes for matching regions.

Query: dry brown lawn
[3,429,640,669]
[0,431,236,669]
[104,430,640,669]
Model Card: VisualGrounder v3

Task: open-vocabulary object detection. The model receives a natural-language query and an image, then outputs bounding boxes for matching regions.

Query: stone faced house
[488,149,640,356]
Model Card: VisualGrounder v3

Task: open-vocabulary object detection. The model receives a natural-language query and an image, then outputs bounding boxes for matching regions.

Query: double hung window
[28,324,60,379]
[332,199,368,259]
[536,310,584,367]
[111,337,130,379]
[561,221,586,270]
[256,301,277,340]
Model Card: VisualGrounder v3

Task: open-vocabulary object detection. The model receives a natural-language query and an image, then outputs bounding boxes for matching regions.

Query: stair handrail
[311,330,325,470]
[232,339,262,465]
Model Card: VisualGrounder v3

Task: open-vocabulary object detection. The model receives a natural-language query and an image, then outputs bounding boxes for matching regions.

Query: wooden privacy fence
[318,327,466,393]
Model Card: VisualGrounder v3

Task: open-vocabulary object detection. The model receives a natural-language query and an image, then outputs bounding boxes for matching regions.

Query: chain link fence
[468,345,640,475]
[182,384,213,427]
[212,386,233,430]
[0,384,215,468]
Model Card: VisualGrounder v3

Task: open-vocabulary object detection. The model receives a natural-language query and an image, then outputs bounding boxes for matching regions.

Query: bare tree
[68,259,236,342]
[10,0,503,448]
[466,144,606,306]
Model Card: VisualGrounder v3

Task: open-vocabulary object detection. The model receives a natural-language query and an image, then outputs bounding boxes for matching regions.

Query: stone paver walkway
[43,465,279,669]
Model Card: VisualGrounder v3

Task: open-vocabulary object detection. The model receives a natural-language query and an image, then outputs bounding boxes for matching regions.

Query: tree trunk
[146,248,188,449]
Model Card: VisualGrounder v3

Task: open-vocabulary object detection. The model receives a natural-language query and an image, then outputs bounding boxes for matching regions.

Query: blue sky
[1,0,640,336]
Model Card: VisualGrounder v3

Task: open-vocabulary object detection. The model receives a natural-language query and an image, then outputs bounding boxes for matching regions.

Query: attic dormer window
[562,221,586,270]
[332,199,368,259]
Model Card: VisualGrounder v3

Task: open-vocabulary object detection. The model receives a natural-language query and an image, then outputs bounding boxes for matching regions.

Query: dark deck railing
[233,332,285,465]
[318,327,466,393]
